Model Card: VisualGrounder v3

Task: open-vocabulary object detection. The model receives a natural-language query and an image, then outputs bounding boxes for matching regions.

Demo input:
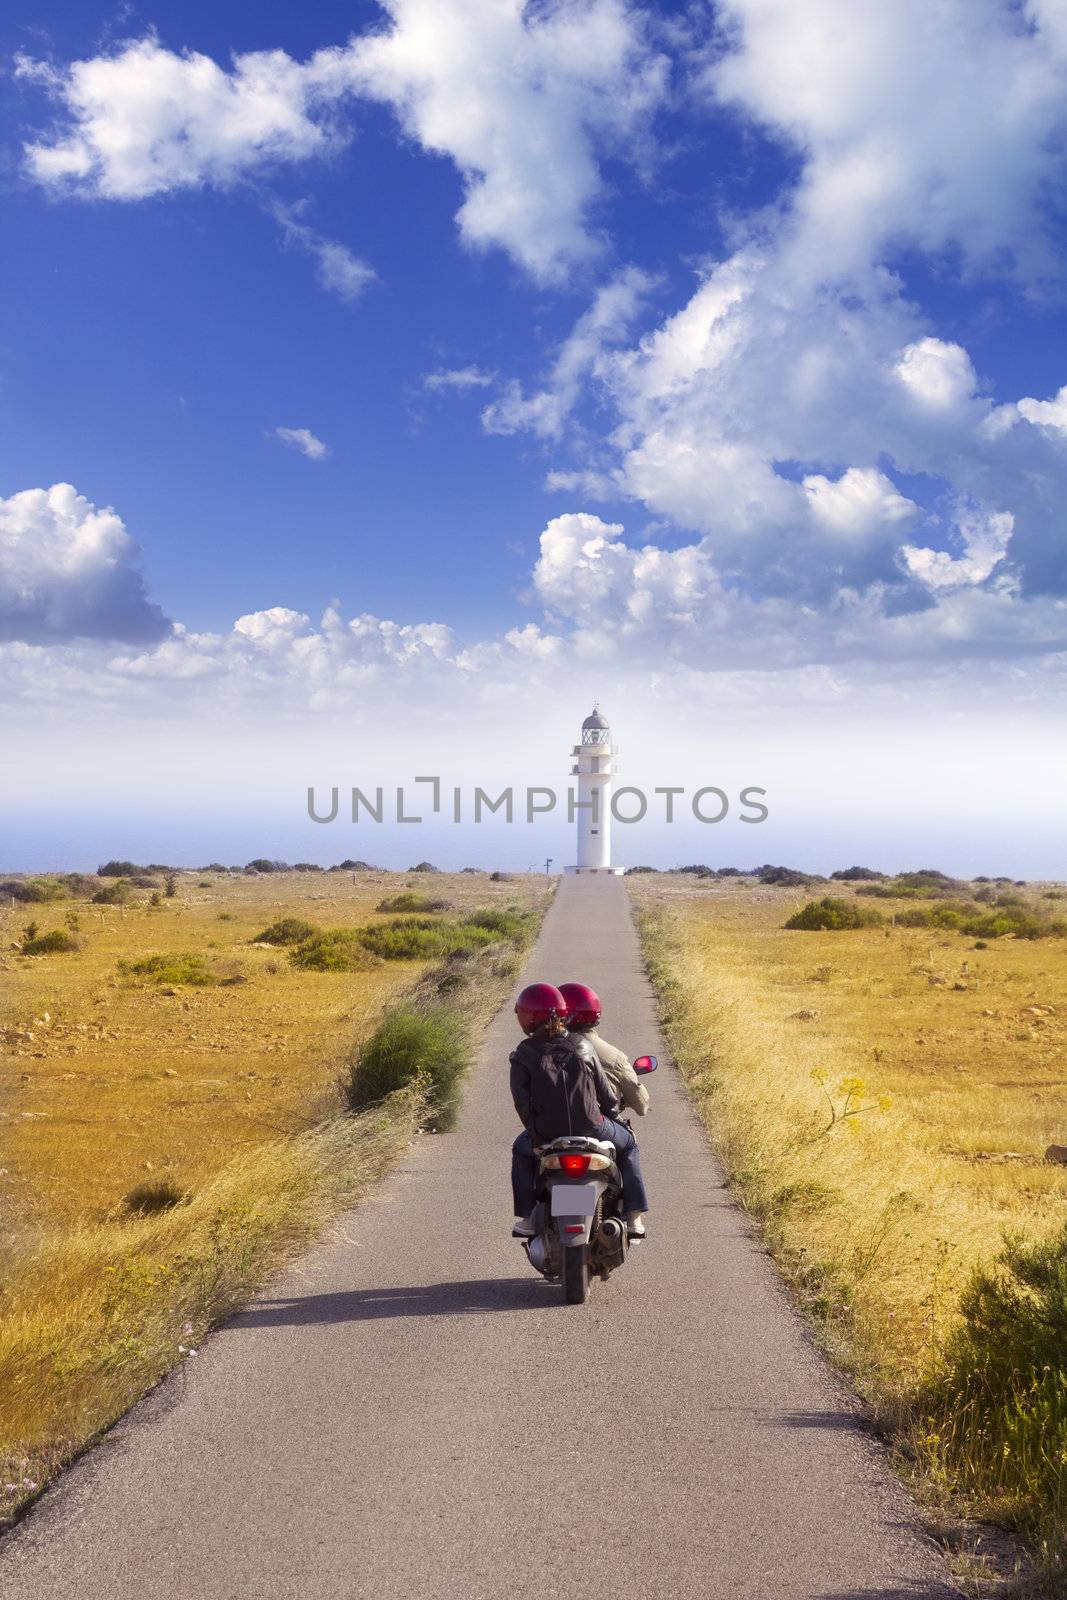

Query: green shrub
[375,892,454,913]
[345,1005,469,1130]
[254,917,321,945]
[926,1225,1067,1558]
[0,876,70,903]
[461,907,531,941]
[97,860,141,877]
[829,866,884,881]
[20,929,80,955]
[288,929,384,972]
[896,901,1065,940]
[119,952,217,986]
[757,864,816,887]
[92,881,132,905]
[358,916,499,960]
[785,897,884,931]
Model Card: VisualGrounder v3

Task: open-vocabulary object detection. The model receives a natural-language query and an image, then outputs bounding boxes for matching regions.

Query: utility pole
[545,857,553,876]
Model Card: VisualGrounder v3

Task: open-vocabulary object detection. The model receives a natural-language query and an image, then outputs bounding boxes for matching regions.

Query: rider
[509,982,650,1240]
[558,981,650,1120]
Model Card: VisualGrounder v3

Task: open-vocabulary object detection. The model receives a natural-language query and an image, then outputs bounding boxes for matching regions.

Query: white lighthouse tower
[565,705,622,875]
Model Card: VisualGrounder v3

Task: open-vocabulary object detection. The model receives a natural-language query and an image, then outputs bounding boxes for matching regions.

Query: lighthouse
[565,705,623,875]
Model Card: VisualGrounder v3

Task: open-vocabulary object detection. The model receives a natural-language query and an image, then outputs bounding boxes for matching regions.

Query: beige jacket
[576,1029,650,1116]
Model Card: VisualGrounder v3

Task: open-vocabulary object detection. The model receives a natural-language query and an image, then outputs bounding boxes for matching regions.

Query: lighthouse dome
[582,706,609,730]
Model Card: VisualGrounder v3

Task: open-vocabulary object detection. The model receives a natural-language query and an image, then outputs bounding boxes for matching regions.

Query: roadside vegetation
[0,866,548,1528]
[628,871,1067,1594]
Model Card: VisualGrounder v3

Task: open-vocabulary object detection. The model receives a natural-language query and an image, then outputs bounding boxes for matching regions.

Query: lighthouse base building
[565,706,624,875]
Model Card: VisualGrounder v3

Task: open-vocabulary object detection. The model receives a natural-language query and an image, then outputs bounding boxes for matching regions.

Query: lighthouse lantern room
[565,705,623,875]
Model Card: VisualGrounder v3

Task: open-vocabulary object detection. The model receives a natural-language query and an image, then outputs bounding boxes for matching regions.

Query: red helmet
[515,982,568,1034]
[558,982,601,1029]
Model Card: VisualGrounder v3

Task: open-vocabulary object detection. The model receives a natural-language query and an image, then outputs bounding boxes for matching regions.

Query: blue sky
[1,1,1065,871]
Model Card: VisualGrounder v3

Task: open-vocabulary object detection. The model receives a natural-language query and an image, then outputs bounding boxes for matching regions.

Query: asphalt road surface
[0,875,957,1599]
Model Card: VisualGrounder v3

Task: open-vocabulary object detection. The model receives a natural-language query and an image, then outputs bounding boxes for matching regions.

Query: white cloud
[483,266,654,438]
[707,0,1067,285]
[423,366,496,391]
[345,0,667,282]
[273,203,376,301]
[901,506,1014,591]
[1017,385,1067,437]
[803,467,917,541]
[0,483,170,644]
[895,338,977,411]
[271,426,329,460]
[17,36,353,198]
[20,7,666,280]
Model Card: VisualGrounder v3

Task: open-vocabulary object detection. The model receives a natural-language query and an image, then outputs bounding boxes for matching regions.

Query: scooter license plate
[550,1183,598,1216]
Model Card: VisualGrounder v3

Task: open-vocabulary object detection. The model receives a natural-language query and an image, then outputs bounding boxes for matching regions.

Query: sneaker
[512,1214,536,1238]
[626,1211,647,1240]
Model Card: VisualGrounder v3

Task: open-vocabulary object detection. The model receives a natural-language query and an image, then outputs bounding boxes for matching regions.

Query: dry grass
[628,872,1067,1588]
[0,867,550,1526]
[0,1095,426,1517]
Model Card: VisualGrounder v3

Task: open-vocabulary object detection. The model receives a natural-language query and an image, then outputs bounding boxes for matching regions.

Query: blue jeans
[511,1119,650,1216]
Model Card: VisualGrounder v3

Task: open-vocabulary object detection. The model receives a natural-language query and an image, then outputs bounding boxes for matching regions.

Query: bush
[927,1224,1067,1556]
[345,1005,469,1130]
[97,860,141,877]
[333,859,376,871]
[407,861,440,872]
[358,917,498,961]
[288,930,384,972]
[756,865,815,887]
[0,876,69,903]
[785,897,884,931]
[624,865,658,874]
[254,917,321,946]
[895,900,1065,940]
[129,875,160,888]
[245,858,279,873]
[489,871,511,881]
[92,882,132,905]
[122,1179,188,1216]
[119,952,217,986]
[292,862,323,872]
[376,893,453,913]
[461,907,530,941]
[830,866,885,881]
[20,929,80,955]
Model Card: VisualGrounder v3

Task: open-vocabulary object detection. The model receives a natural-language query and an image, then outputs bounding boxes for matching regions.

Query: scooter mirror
[633,1054,658,1075]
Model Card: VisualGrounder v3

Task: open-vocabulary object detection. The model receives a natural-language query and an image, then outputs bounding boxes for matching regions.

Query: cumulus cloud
[271,426,329,460]
[348,0,666,282]
[901,506,1014,591]
[16,36,353,198]
[894,339,978,411]
[19,6,666,280]
[1016,385,1067,437]
[0,484,171,644]
[707,0,1067,285]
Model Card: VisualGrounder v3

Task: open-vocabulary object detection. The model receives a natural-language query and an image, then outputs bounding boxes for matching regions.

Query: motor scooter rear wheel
[561,1242,589,1304]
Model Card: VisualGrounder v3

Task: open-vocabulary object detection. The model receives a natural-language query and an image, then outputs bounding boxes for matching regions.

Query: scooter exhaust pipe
[596,1217,624,1249]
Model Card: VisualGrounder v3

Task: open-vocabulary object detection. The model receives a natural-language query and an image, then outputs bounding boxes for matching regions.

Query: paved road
[0,876,956,1600]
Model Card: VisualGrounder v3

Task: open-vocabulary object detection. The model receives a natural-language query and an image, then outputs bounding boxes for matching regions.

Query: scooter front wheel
[561,1243,588,1304]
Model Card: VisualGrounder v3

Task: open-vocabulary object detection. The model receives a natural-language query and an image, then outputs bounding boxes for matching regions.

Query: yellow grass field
[0,866,549,1523]
[628,871,1067,1587]
[1,869,544,1231]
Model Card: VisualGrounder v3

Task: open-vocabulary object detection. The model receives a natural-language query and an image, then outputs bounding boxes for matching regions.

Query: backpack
[516,1035,604,1141]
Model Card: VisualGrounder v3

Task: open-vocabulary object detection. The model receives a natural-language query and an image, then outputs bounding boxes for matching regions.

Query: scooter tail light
[558,1153,592,1174]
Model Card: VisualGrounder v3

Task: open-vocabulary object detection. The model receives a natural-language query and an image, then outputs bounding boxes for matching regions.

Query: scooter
[521,1055,658,1304]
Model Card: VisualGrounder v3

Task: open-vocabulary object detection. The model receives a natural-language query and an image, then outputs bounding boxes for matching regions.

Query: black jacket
[509,1032,621,1143]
